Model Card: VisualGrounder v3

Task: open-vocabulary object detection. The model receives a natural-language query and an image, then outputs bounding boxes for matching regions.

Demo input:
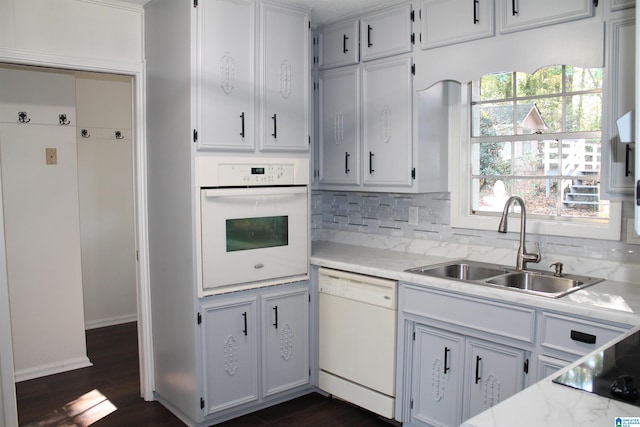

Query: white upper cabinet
[197,0,256,151]
[319,19,360,70]
[362,57,413,187]
[420,0,495,49]
[319,67,360,186]
[499,0,595,34]
[260,2,310,152]
[360,3,414,62]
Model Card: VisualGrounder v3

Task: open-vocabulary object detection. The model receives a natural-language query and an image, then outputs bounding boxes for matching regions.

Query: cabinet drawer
[540,312,628,357]
[402,284,536,343]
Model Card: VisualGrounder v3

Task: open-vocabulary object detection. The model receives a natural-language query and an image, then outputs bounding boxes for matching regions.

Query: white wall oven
[196,157,309,296]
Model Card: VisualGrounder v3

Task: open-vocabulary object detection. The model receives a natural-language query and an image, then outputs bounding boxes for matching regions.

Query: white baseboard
[85,313,137,330]
[15,356,93,382]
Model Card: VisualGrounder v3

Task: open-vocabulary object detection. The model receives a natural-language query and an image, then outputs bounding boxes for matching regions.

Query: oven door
[199,186,308,294]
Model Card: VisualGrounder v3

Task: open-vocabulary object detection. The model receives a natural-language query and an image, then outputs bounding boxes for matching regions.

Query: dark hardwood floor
[16,322,395,427]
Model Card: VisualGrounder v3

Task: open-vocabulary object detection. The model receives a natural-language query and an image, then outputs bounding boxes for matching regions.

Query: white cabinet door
[603,16,635,196]
[202,297,259,415]
[463,338,526,421]
[499,0,595,34]
[360,4,413,61]
[262,287,310,398]
[260,3,309,152]
[411,325,464,427]
[197,0,256,151]
[319,67,360,186]
[362,57,413,187]
[421,0,494,49]
[320,20,359,69]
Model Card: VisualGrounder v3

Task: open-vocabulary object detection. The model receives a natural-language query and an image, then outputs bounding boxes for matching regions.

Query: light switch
[45,147,57,165]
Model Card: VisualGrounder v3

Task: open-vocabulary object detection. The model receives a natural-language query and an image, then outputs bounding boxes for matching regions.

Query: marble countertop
[311,240,640,326]
[311,240,640,426]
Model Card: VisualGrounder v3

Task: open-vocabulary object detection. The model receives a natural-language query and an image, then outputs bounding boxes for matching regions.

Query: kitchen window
[451,65,622,240]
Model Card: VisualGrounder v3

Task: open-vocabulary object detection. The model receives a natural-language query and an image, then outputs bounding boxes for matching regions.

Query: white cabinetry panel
[421,0,495,49]
[202,296,259,415]
[319,67,360,185]
[260,3,310,152]
[261,288,310,397]
[197,0,255,151]
[319,19,359,70]
[360,3,413,61]
[362,57,413,187]
[499,0,594,34]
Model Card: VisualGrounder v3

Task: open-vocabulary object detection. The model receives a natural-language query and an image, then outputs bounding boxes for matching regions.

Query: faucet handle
[528,242,542,262]
[550,262,563,277]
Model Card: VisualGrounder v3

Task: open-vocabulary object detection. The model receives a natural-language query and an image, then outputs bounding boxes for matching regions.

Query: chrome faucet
[498,196,541,271]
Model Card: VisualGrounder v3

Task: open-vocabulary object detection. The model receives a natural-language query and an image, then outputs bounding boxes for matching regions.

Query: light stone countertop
[311,240,640,426]
[311,240,640,326]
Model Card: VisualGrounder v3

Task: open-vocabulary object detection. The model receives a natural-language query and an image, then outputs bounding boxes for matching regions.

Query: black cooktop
[553,330,640,407]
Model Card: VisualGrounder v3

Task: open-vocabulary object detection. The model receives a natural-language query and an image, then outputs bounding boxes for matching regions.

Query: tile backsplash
[312,190,640,265]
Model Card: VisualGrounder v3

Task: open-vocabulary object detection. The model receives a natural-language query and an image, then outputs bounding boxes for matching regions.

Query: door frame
[0,54,153,424]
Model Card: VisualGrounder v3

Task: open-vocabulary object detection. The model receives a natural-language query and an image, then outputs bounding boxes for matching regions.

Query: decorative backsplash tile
[312,190,640,265]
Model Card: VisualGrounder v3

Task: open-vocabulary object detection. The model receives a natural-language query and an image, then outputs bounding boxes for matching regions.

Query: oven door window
[226,216,288,252]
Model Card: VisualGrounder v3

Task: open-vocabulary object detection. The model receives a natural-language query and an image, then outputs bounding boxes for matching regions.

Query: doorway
[0,65,138,383]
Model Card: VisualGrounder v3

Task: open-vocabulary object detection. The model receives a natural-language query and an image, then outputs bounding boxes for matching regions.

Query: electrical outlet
[627,218,640,245]
[45,147,57,165]
[408,206,419,225]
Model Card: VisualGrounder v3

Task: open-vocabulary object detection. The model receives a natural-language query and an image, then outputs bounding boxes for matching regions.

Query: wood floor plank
[16,322,396,427]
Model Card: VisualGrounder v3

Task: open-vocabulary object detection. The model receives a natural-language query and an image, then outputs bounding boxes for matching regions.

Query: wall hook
[115,131,124,139]
[81,129,90,138]
[18,112,30,123]
[59,114,71,125]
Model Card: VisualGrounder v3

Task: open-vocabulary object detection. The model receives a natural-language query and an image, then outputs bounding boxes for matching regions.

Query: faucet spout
[498,196,541,270]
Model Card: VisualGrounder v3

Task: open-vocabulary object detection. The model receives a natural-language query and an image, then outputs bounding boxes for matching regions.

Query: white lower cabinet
[410,324,526,427]
[201,284,309,417]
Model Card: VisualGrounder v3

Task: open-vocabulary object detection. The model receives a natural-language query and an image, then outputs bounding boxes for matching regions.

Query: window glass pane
[559,139,601,176]
[473,141,512,176]
[517,98,562,134]
[516,66,563,97]
[472,102,515,136]
[566,66,603,92]
[512,179,559,216]
[479,72,513,101]
[472,178,512,213]
[566,94,602,132]
[513,141,545,176]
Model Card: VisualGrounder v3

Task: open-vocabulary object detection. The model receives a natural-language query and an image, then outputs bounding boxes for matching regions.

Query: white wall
[0,66,91,381]
[76,73,137,329]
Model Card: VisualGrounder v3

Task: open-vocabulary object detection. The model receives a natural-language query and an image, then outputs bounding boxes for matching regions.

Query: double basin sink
[405,260,604,298]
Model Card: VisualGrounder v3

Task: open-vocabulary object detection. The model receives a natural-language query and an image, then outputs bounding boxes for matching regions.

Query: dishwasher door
[318,267,397,418]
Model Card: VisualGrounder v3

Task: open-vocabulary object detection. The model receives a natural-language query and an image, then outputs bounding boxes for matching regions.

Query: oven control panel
[196,156,310,187]
[218,163,295,186]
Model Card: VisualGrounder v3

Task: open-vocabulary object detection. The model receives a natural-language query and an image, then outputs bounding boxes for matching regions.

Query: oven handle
[203,187,307,198]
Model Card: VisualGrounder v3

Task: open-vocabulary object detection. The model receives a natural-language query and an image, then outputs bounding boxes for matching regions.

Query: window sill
[451,199,622,241]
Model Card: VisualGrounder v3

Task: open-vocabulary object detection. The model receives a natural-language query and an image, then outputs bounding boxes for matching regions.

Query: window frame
[451,81,622,241]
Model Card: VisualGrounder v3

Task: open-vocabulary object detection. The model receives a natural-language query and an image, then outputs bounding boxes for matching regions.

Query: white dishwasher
[318,267,397,419]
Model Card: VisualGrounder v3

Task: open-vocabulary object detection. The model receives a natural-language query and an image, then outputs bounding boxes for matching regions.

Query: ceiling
[122,0,406,26]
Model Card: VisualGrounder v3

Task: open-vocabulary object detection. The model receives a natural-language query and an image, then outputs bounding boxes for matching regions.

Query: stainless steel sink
[406,261,509,281]
[485,271,603,297]
[405,260,604,298]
